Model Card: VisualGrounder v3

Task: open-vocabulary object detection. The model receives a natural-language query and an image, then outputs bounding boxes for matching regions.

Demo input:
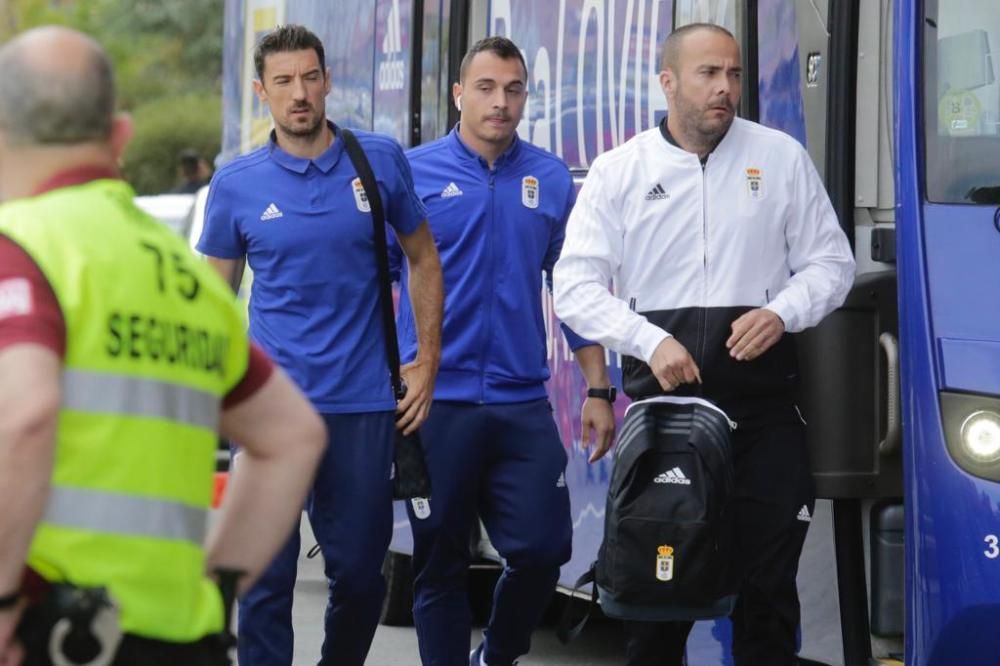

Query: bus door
[766,0,905,664]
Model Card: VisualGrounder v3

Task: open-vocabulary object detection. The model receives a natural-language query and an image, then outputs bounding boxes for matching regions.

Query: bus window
[756,0,811,154]
[925,0,1000,204]
[418,0,452,144]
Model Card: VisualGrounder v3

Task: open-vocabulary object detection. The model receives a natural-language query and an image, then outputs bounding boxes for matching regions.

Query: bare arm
[576,344,611,390]
[394,221,442,434]
[574,345,616,463]
[0,345,60,593]
[205,367,326,594]
[205,256,246,294]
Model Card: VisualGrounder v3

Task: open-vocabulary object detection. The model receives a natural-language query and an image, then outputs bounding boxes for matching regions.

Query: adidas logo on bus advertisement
[378,0,405,91]
[654,467,691,485]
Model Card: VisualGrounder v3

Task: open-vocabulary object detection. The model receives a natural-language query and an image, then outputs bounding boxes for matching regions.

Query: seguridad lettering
[105,311,229,377]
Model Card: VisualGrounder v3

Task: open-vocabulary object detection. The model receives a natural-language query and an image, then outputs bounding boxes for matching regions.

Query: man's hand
[397,356,437,435]
[649,337,701,391]
[0,602,25,666]
[580,398,616,463]
[726,309,785,361]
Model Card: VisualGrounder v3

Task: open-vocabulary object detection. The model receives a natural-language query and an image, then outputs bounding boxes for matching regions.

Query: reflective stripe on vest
[43,486,207,546]
[62,370,220,431]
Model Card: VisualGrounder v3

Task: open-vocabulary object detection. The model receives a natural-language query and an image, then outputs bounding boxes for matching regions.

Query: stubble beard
[476,117,516,147]
[674,89,734,152]
[278,112,325,141]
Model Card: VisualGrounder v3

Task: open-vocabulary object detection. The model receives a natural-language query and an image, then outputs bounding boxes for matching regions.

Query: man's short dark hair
[0,32,114,146]
[254,24,326,80]
[459,36,527,83]
[660,23,737,72]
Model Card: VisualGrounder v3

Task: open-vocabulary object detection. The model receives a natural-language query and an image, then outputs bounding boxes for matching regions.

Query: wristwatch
[586,386,617,403]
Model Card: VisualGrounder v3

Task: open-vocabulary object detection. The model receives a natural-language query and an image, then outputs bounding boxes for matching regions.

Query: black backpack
[559,397,738,642]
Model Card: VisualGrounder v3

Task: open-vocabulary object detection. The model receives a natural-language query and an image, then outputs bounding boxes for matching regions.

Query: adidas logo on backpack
[654,467,692,485]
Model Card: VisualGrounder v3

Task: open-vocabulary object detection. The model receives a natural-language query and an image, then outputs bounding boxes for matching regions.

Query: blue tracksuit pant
[236,411,395,666]
[407,399,573,666]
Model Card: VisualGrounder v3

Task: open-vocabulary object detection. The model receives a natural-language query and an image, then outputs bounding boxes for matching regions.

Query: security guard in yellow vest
[0,27,327,665]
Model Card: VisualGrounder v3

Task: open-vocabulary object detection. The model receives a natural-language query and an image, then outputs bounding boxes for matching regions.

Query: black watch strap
[586,386,617,403]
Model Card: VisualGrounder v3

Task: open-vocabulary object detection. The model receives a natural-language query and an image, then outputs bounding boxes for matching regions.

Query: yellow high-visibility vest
[0,179,249,642]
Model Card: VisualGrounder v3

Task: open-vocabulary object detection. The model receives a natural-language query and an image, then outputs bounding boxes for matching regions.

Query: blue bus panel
[898,0,1000,663]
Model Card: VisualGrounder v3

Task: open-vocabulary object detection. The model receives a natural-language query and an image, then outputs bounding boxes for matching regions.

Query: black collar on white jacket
[658,115,712,167]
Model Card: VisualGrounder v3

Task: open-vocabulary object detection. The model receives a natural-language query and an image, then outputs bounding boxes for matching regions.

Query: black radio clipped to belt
[16,568,243,666]
[17,581,121,666]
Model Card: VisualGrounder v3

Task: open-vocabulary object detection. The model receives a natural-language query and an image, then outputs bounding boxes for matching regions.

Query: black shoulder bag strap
[340,129,431,501]
[340,128,405,401]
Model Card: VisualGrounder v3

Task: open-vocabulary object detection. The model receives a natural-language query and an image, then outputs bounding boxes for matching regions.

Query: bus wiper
[966,185,1000,205]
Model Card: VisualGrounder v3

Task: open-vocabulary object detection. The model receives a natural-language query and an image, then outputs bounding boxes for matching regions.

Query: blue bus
[220,1,1000,663]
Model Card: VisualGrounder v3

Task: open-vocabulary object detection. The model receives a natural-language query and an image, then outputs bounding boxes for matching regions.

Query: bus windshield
[925,0,1000,204]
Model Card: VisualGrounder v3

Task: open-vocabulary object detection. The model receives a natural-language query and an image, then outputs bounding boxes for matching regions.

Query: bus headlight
[961,411,1000,462]
[942,392,1000,481]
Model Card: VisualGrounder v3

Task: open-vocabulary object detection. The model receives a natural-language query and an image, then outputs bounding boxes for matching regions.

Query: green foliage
[3,0,225,109]
[122,94,221,195]
[0,0,79,39]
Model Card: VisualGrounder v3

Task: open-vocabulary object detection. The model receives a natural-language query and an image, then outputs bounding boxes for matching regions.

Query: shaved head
[660,23,737,73]
[0,26,115,147]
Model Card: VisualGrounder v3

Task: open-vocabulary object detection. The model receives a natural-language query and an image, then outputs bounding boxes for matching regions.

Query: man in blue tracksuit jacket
[392,37,616,666]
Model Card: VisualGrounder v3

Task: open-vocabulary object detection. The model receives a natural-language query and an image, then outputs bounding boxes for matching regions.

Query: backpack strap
[556,563,599,644]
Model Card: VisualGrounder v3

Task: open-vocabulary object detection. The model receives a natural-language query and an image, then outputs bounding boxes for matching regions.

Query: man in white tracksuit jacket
[553,23,855,666]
